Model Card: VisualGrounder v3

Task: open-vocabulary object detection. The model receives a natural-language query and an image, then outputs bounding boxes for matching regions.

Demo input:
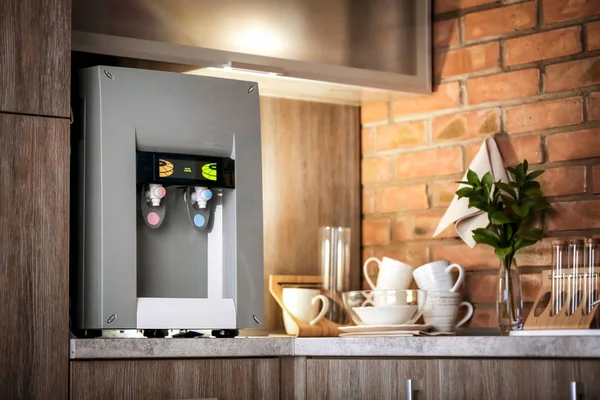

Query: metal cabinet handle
[407,379,420,400]
[570,381,584,400]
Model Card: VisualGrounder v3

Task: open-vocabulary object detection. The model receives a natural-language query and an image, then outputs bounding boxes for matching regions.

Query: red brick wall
[360,0,600,328]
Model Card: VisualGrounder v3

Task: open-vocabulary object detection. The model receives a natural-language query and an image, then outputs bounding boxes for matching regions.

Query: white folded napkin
[433,136,509,248]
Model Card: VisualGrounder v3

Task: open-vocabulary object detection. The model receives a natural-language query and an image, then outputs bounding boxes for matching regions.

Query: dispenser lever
[185,186,212,231]
[140,184,166,229]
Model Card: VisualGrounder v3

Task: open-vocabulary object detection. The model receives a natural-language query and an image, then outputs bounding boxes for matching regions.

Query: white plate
[339,324,431,334]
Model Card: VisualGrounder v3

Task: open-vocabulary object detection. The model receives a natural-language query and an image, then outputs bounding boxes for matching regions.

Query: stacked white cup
[413,260,473,332]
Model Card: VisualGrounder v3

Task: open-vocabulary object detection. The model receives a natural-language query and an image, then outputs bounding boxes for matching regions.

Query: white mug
[363,257,414,290]
[423,293,473,332]
[282,288,330,335]
[413,260,465,292]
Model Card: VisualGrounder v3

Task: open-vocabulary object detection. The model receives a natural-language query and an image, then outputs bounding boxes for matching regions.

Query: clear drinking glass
[584,238,600,316]
[318,226,351,324]
[567,239,584,316]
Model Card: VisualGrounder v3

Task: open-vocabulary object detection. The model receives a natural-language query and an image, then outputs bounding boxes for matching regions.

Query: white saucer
[339,324,432,334]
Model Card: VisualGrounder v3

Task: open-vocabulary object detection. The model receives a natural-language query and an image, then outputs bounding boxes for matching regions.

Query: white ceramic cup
[282,288,330,335]
[422,293,473,332]
[363,257,414,290]
[413,260,465,292]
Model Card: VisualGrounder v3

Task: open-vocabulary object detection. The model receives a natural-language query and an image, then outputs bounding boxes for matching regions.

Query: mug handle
[363,257,381,290]
[309,294,330,325]
[446,263,465,293]
[455,301,474,328]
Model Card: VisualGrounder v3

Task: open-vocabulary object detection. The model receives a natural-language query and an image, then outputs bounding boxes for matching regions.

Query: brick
[504,27,581,67]
[545,56,600,93]
[361,102,388,124]
[464,2,537,41]
[547,128,600,162]
[465,135,541,166]
[362,189,375,214]
[375,184,429,213]
[469,309,496,328]
[546,200,600,231]
[435,0,497,14]
[434,42,499,79]
[434,19,459,48]
[393,82,460,117]
[469,274,541,303]
[588,21,600,51]
[538,166,586,197]
[373,245,429,269]
[361,128,374,154]
[362,157,391,183]
[433,108,500,142]
[543,0,600,24]
[590,92,600,121]
[431,179,460,207]
[375,121,427,152]
[505,97,583,134]
[594,165,600,194]
[432,243,498,270]
[467,69,539,105]
[396,212,457,241]
[514,238,553,267]
[362,218,391,246]
[396,147,463,180]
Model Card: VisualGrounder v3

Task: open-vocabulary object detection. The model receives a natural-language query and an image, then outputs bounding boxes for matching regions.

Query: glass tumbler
[318,226,351,324]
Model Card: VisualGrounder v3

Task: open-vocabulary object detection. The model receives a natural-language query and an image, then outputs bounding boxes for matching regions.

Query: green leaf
[523,159,529,174]
[512,204,530,218]
[472,228,502,248]
[514,237,537,252]
[515,163,526,185]
[456,181,472,186]
[467,169,480,186]
[490,211,512,225]
[456,187,473,199]
[495,182,517,199]
[469,200,488,211]
[528,197,550,211]
[503,223,514,242]
[482,172,493,191]
[516,227,543,242]
[526,170,544,181]
[495,247,513,261]
[506,167,517,177]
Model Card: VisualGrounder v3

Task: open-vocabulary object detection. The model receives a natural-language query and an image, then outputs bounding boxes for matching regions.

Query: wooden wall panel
[260,97,361,330]
[71,359,279,400]
[0,114,69,398]
[0,0,71,117]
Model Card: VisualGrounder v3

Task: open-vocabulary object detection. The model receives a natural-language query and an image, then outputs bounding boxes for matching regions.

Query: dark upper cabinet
[0,114,70,399]
[71,0,430,103]
[0,0,71,117]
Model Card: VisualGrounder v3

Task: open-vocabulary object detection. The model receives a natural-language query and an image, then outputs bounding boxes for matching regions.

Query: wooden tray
[268,275,353,337]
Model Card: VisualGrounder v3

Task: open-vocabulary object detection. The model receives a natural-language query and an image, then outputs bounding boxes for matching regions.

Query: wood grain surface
[306,358,439,400]
[70,359,280,400]
[260,97,360,331]
[0,114,70,398]
[0,0,71,117]
[439,359,598,400]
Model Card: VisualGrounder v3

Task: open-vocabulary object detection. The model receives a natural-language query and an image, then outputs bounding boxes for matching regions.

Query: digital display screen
[158,158,218,181]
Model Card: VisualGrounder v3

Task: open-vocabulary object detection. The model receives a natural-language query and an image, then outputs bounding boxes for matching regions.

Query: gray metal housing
[73,66,264,330]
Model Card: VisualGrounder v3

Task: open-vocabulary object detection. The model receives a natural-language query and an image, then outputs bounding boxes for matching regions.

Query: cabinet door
[0,0,71,117]
[0,114,69,398]
[439,359,587,400]
[70,359,280,400]
[306,358,439,400]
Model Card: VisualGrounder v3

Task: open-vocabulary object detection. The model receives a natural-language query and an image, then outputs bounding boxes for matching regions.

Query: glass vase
[497,256,523,335]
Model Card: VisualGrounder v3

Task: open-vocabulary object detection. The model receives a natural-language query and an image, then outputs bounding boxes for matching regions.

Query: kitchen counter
[70,336,600,359]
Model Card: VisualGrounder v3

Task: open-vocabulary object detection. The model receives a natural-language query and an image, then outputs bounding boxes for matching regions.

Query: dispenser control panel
[137,152,234,188]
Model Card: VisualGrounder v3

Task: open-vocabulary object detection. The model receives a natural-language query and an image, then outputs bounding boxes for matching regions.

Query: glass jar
[497,256,523,335]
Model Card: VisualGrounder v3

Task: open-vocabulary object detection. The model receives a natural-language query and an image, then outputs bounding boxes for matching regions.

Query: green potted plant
[456,160,549,334]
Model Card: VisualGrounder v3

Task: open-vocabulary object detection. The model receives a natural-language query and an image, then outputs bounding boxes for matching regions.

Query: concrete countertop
[70,336,600,359]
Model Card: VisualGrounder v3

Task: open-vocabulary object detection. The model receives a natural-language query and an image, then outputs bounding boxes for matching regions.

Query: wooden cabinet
[305,358,600,400]
[70,359,280,400]
[0,0,71,117]
[306,359,439,400]
[0,114,70,399]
